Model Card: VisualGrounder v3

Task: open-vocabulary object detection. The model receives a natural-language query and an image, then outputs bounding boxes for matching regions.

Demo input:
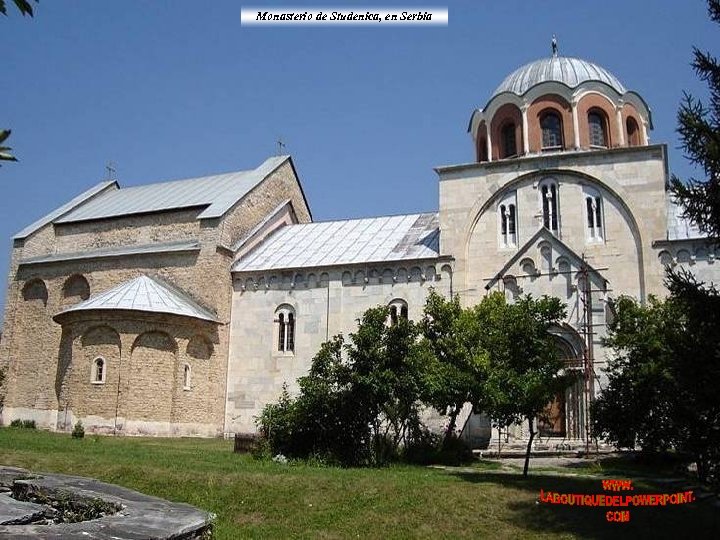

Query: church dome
[493,56,627,98]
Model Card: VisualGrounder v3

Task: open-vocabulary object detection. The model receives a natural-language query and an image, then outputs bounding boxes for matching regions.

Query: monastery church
[2,52,718,443]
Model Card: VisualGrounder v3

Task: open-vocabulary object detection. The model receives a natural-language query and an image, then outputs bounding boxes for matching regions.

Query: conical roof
[55,275,218,323]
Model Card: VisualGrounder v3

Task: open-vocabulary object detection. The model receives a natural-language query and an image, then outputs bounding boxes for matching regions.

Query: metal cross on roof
[276,138,286,156]
[106,161,116,180]
[551,34,558,57]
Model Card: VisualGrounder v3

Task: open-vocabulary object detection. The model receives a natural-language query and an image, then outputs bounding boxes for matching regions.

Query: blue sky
[1,0,716,313]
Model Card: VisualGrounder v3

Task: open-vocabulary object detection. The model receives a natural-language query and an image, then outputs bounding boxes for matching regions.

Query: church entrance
[537,336,585,439]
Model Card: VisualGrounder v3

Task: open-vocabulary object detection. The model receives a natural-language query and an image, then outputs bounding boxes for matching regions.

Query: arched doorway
[537,334,585,439]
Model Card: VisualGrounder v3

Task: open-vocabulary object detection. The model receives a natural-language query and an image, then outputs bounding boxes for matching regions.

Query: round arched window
[588,110,608,148]
[540,112,563,149]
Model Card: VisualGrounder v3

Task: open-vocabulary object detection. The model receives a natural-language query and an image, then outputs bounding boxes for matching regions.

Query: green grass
[0,428,717,539]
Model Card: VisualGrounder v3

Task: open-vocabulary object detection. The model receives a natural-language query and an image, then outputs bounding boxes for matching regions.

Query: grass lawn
[0,428,717,539]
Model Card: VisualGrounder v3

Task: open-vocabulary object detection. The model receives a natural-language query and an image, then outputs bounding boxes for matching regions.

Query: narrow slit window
[92,357,105,384]
[541,182,559,233]
[586,195,603,241]
[276,307,296,353]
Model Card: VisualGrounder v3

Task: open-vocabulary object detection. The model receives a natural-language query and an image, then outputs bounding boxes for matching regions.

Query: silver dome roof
[493,56,627,97]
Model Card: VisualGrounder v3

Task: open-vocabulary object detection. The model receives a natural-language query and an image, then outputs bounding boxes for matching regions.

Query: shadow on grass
[450,470,719,540]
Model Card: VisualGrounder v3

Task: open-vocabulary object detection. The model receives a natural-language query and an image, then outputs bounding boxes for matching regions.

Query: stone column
[641,120,649,145]
[486,122,493,162]
[521,104,530,155]
[571,99,580,149]
[616,100,626,147]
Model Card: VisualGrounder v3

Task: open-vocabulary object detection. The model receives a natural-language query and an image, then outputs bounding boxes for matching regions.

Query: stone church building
[1,53,717,442]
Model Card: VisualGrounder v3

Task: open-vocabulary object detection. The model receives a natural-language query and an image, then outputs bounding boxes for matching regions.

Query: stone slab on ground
[0,466,213,539]
[0,492,47,525]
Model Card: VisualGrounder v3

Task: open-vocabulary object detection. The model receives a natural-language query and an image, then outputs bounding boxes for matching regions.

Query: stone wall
[1,157,312,436]
[225,261,452,434]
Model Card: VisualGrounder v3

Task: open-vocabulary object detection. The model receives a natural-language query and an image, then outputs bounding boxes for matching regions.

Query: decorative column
[571,99,580,149]
[616,100,625,147]
[641,120,649,145]
[486,122,493,162]
[521,104,530,155]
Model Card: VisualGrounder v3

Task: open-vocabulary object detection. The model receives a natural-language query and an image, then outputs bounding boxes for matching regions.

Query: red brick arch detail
[577,94,618,148]
[527,95,573,153]
[622,103,644,146]
[489,103,523,159]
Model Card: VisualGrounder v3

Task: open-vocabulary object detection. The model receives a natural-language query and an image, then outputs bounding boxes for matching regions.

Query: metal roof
[14,181,117,240]
[54,156,290,224]
[19,240,200,266]
[493,56,627,97]
[232,213,440,272]
[54,274,219,323]
[667,196,705,241]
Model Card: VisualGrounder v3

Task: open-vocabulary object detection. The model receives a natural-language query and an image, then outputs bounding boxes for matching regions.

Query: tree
[669,0,720,238]
[592,285,720,486]
[1,0,37,165]
[591,296,683,453]
[479,293,568,477]
[257,305,427,466]
[0,130,18,165]
[418,290,488,446]
[0,0,36,17]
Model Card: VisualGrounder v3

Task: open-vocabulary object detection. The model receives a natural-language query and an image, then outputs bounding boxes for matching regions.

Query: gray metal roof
[55,274,218,323]
[232,213,440,272]
[19,240,200,266]
[14,181,117,240]
[55,156,290,224]
[493,56,627,97]
[667,196,705,241]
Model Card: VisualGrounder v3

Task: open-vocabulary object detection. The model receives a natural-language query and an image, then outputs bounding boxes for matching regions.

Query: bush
[72,421,85,439]
[403,431,474,466]
[10,419,36,429]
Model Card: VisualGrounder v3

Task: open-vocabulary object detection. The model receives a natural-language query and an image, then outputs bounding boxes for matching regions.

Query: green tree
[669,0,720,238]
[258,305,427,466]
[591,296,681,453]
[418,290,487,445]
[479,293,568,477]
[0,0,36,17]
[1,0,37,164]
[0,130,18,165]
[592,285,720,486]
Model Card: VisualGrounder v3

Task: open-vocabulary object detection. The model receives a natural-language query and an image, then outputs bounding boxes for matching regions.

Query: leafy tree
[1,0,37,164]
[592,296,682,453]
[592,284,720,486]
[0,0,36,17]
[669,0,720,238]
[479,293,568,477]
[418,290,487,445]
[258,306,427,466]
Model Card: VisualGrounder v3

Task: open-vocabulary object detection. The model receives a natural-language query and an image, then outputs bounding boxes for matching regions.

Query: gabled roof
[53,155,291,224]
[13,180,117,240]
[485,228,606,290]
[54,275,219,323]
[232,213,440,272]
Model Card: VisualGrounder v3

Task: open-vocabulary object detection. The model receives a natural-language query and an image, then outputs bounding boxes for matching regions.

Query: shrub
[403,430,474,466]
[10,419,36,429]
[72,421,85,439]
